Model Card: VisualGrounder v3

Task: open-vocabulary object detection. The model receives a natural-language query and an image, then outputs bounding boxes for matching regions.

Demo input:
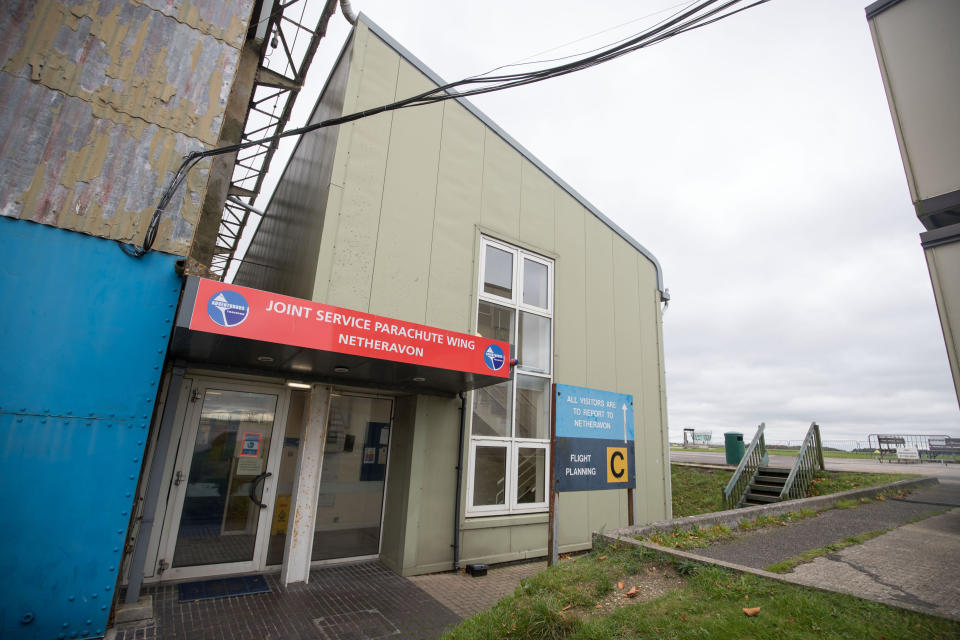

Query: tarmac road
[670,448,960,481]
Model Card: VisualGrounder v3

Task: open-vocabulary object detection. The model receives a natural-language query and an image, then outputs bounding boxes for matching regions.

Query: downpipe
[453,392,466,571]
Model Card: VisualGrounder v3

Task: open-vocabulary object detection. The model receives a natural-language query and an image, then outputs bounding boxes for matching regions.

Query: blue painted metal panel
[554,384,634,442]
[0,218,181,640]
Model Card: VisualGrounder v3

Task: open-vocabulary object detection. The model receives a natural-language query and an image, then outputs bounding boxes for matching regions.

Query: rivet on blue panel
[121,511,127,516]
[68,596,74,601]
[91,594,97,599]
[127,423,133,429]
[137,441,143,445]
[125,493,131,497]
[129,474,135,479]
[109,566,114,572]
[114,547,119,552]
[63,622,69,627]
[86,619,92,624]
[17,418,22,423]
[107,423,112,428]
[105,585,110,591]
[41,419,47,424]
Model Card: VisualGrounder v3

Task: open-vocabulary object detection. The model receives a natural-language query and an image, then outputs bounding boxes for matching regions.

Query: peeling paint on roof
[0,0,254,254]
[0,69,209,255]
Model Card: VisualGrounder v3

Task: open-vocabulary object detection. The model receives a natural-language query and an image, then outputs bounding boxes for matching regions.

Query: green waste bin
[724,432,745,465]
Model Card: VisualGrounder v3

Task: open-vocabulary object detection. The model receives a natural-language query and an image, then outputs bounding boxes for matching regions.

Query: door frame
[153,376,291,582]
[308,389,396,568]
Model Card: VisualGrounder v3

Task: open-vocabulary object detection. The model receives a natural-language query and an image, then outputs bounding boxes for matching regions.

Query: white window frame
[467,237,553,516]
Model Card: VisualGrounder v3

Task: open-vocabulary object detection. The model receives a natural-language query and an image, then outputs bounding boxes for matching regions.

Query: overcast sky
[237,0,958,447]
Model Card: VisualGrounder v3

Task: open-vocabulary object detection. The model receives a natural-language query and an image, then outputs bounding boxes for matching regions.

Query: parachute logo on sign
[483,344,505,371]
[208,291,249,327]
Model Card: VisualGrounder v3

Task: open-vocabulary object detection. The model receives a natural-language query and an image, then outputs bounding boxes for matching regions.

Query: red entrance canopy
[170,277,512,395]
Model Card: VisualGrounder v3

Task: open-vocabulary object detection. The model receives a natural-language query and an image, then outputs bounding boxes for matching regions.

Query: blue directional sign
[554,384,635,492]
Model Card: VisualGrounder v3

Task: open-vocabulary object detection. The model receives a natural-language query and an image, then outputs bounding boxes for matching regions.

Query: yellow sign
[271,494,291,535]
[606,447,628,483]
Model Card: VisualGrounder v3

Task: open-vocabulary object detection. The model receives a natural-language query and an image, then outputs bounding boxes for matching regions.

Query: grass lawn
[440,545,959,640]
[671,465,919,517]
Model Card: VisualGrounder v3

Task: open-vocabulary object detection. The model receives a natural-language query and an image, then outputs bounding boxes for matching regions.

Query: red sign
[189,278,511,378]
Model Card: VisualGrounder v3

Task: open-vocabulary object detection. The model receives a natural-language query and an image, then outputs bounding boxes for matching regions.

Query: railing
[722,423,767,510]
[779,422,825,501]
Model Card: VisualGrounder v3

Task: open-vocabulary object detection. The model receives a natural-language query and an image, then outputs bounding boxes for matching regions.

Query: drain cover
[314,609,400,640]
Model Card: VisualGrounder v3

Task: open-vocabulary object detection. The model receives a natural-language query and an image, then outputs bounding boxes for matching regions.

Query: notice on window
[237,457,264,475]
[240,432,261,457]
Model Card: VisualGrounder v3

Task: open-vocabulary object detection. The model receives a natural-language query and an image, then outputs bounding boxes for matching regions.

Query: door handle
[249,471,272,509]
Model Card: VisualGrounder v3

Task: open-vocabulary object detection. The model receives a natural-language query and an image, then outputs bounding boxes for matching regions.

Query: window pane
[484,245,513,298]
[522,259,548,308]
[519,312,550,372]
[472,380,512,437]
[516,375,550,439]
[516,448,545,504]
[473,446,507,506]
[477,301,515,343]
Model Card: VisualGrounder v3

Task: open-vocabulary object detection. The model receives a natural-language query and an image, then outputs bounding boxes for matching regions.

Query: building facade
[1,6,670,638]
[225,15,672,576]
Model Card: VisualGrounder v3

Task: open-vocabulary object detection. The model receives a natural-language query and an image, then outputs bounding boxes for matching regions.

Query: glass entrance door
[158,382,288,579]
[312,394,393,561]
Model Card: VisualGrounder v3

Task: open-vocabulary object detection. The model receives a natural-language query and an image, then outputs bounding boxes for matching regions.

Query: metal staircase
[722,422,825,509]
[743,467,790,505]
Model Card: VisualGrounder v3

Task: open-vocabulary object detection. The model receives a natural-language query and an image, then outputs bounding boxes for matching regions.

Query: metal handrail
[722,423,766,510]
[779,422,825,501]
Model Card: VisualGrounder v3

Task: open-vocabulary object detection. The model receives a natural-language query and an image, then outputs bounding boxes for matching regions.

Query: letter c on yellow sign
[606,447,627,483]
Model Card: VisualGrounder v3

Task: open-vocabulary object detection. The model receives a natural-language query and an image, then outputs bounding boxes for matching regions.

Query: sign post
[548,384,635,565]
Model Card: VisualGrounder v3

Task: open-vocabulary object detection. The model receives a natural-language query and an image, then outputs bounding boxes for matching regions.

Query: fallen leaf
[681,614,687,622]
[595,604,602,609]
[744,595,749,600]
[617,581,625,590]
[625,586,640,598]
[743,607,761,617]
[561,604,572,611]
[598,555,607,561]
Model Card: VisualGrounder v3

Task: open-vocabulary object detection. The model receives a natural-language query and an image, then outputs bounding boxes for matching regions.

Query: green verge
[671,465,732,517]
[643,510,816,550]
[806,470,919,496]
[439,545,959,640]
[671,465,920,518]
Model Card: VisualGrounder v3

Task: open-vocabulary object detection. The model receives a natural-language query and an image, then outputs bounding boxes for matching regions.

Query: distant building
[866,0,960,410]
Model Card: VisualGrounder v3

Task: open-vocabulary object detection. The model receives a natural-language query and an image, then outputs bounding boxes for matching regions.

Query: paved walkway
[668,470,960,621]
[409,561,544,619]
[111,559,543,640]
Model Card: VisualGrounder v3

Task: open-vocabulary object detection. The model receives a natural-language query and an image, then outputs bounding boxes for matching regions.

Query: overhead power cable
[119,0,771,258]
